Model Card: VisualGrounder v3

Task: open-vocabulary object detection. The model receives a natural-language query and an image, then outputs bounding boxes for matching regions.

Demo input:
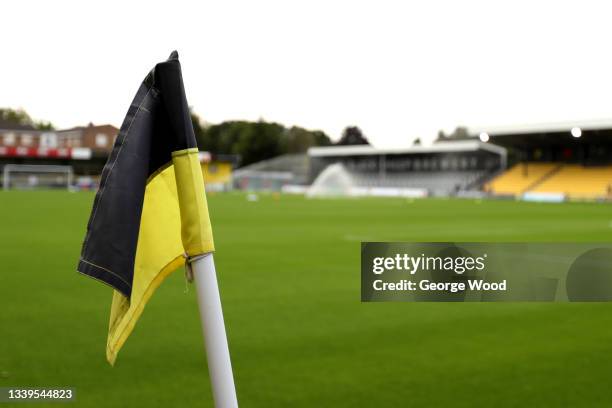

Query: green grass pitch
[1,191,612,407]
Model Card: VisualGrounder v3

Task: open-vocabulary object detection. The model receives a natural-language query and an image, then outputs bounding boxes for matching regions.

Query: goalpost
[2,164,74,191]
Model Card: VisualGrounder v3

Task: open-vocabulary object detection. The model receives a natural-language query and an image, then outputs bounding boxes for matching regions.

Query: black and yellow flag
[77,51,214,365]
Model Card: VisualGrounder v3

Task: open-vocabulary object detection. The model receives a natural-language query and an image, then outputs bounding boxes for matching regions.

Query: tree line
[191,114,331,166]
[191,114,369,166]
[0,108,54,130]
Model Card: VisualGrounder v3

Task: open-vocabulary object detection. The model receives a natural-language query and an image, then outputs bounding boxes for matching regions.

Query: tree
[35,121,54,130]
[282,126,333,154]
[0,108,55,130]
[436,126,469,141]
[337,126,370,145]
[312,130,333,147]
[413,137,422,146]
[233,120,285,165]
[191,112,333,166]
[191,112,209,149]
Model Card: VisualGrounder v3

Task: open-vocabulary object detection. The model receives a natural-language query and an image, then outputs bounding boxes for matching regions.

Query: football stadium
[234,120,612,202]
[3,2,612,407]
[2,115,612,407]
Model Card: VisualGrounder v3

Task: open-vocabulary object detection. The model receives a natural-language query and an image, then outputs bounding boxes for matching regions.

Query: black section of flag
[77,51,197,297]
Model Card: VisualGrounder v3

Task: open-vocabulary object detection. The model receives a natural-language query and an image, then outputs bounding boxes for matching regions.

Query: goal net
[2,164,74,191]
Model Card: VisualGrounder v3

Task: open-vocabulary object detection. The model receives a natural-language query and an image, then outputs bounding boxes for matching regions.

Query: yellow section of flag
[106,149,214,365]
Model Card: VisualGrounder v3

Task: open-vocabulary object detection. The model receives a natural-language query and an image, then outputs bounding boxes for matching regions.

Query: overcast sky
[2,0,612,147]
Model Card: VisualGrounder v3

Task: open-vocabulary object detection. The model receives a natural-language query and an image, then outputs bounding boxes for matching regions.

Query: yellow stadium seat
[486,163,560,195]
[530,165,612,199]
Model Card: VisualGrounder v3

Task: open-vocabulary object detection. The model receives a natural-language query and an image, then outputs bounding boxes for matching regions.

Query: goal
[2,164,74,191]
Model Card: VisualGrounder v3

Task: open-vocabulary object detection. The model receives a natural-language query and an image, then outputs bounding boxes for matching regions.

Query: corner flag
[77,51,214,365]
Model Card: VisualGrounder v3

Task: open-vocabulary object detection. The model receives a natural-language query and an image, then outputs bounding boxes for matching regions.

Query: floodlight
[571,127,582,138]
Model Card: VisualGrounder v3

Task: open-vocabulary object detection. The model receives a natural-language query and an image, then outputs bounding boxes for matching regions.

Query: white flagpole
[192,253,238,408]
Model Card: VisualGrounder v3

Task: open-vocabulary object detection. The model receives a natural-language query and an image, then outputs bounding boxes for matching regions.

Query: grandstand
[308,141,505,197]
[472,120,612,200]
[485,163,561,195]
[530,164,612,198]
[233,154,309,191]
[346,171,485,194]
[486,163,612,199]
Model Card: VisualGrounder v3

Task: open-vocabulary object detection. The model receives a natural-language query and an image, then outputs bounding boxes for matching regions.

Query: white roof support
[308,140,506,158]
